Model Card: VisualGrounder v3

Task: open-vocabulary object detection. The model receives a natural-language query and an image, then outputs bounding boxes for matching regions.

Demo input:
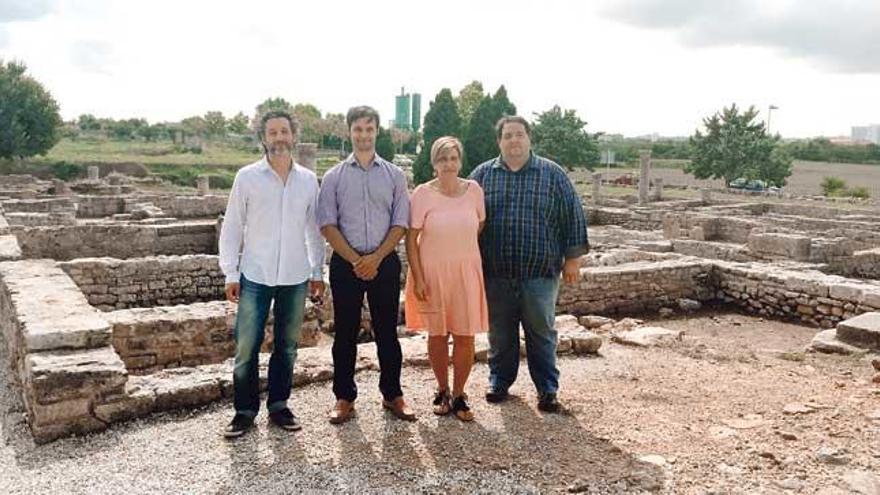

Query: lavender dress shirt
[317,154,409,253]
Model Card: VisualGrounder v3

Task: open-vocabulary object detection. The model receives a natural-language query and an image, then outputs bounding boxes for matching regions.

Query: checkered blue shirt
[470,153,589,280]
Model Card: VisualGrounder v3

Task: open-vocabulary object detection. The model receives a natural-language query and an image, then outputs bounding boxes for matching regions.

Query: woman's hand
[414,278,428,301]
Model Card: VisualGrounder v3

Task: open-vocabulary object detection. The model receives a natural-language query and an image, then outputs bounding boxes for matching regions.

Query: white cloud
[601,0,880,73]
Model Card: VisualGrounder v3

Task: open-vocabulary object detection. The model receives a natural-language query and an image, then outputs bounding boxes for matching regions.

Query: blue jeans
[485,277,560,395]
[233,275,306,418]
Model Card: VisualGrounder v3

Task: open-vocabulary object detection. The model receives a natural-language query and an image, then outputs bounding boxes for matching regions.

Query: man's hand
[562,258,581,284]
[225,282,240,303]
[353,252,381,280]
[309,280,325,302]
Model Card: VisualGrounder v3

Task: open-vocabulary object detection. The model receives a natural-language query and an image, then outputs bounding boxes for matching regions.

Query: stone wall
[4,212,77,227]
[0,259,328,443]
[149,195,227,218]
[0,198,76,214]
[558,259,716,315]
[106,300,324,373]
[73,194,228,219]
[587,206,665,231]
[826,248,880,279]
[0,259,125,443]
[715,262,880,328]
[671,239,754,262]
[58,255,225,311]
[12,221,217,260]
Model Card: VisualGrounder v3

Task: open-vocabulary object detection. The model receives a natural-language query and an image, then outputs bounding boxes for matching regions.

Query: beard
[268,141,293,156]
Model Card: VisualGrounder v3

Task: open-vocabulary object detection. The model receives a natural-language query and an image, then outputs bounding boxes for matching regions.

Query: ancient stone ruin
[0,170,879,443]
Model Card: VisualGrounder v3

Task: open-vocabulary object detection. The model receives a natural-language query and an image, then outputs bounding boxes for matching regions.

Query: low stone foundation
[59,255,225,310]
[13,221,217,260]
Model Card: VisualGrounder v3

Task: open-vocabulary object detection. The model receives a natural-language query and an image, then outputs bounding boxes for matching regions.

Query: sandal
[451,394,474,422]
[432,389,451,416]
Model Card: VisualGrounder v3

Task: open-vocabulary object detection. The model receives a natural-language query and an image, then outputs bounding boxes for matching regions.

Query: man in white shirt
[218,110,325,438]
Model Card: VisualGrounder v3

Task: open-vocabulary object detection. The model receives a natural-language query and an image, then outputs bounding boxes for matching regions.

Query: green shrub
[52,161,84,181]
[849,186,870,199]
[821,176,846,196]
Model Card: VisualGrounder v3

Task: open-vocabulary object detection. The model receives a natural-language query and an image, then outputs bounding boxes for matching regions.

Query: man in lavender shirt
[317,105,415,424]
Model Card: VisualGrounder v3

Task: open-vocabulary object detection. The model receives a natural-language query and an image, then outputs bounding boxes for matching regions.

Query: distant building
[394,87,421,131]
[851,124,880,144]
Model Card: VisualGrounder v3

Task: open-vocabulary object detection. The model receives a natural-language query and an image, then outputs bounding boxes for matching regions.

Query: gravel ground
[2,310,879,494]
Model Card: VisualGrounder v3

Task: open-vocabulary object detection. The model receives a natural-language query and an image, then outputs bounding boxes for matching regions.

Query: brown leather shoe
[328,399,355,425]
[382,396,417,421]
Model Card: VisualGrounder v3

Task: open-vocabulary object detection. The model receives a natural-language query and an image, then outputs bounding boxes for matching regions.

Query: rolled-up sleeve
[218,171,246,284]
[558,171,589,259]
[390,168,410,228]
[316,167,338,229]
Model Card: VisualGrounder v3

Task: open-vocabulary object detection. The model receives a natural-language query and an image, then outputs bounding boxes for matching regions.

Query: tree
[461,85,522,176]
[181,115,208,139]
[492,85,516,118]
[456,80,484,135]
[376,126,395,161]
[413,88,461,185]
[0,60,62,159]
[320,112,347,153]
[531,105,599,170]
[77,114,101,131]
[390,128,413,154]
[293,103,322,143]
[203,111,227,138]
[227,112,250,135]
[253,97,294,131]
[687,104,793,186]
[463,96,498,177]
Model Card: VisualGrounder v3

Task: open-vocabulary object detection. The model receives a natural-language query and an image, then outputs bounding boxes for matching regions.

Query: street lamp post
[767,104,779,135]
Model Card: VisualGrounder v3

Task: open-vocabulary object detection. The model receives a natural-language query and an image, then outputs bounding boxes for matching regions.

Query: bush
[849,186,870,199]
[206,174,234,190]
[821,176,846,196]
[52,161,84,181]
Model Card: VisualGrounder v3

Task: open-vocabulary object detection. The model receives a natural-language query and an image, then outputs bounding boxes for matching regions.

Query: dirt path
[1,311,878,494]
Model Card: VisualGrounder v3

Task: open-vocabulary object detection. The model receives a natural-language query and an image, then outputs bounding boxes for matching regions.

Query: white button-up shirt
[218,157,324,286]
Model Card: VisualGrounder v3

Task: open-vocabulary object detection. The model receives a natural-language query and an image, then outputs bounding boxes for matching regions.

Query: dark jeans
[485,276,561,395]
[233,275,306,418]
[330,252,403,402]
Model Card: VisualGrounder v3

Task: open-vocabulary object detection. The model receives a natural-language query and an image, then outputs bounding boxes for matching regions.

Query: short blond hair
[430,136,464,165]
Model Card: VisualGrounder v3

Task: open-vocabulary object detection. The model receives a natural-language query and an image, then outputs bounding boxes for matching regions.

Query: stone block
[837,312,880,350]
[25,346,128,404]
[748,233,811,260]
[809,329,865,355]
[612,326,683,347]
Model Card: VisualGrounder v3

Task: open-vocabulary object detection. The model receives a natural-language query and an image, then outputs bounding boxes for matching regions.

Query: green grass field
[4,138,342,189]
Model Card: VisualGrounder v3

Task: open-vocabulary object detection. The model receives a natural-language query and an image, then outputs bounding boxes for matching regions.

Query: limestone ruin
[0,170,879,443]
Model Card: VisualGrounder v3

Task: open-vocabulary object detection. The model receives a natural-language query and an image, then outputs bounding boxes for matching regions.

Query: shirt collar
[344,152,381,169]
[258,156,297,174]
[494,151,535,172]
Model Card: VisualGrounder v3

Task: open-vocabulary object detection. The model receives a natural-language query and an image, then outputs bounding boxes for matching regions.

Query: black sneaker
[537,392,561,413]
[485,388,509,404]
[269,408,302,431]
[224,414,254,438]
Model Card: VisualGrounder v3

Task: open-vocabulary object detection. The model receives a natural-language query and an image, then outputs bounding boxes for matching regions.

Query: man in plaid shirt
[469,115,589,413]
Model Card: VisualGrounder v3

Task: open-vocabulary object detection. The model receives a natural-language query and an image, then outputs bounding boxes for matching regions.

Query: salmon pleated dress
[404,180,489,336]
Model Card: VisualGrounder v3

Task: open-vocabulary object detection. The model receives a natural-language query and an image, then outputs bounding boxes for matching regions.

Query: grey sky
[601,0,880,73]
[1,0,879,138]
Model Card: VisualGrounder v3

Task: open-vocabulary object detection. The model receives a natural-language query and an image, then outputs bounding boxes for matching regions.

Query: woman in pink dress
[405,136,488,421]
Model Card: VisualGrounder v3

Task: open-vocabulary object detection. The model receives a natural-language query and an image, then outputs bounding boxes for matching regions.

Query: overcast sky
[2,0,878,138]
